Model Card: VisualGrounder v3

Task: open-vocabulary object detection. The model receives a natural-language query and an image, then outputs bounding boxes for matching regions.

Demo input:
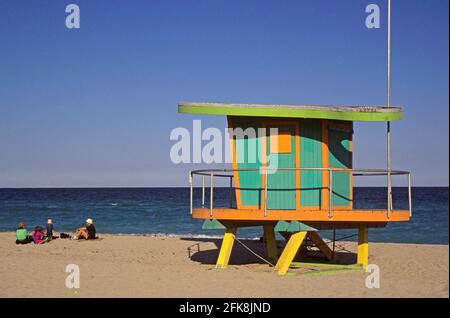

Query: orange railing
[189,168,412,219]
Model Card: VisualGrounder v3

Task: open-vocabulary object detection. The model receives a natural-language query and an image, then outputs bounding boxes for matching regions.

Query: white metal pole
[264,169,268,217]
[210,171,214,217]
[229,176,233,208]
[387,0,393,218]
[408,173,412,217]
[201,175,205,208]
[189,172,193,215]
[329,170,333,218]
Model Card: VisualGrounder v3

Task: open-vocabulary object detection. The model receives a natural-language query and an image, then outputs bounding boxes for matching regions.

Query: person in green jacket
[16,223,33,244]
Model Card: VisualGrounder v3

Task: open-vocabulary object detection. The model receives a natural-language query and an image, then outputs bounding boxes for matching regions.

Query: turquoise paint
[328,123,352,207]
[274,221,317,232]
[287,221,317,232]
[300,120,323,207]
[202,219,226,230]
[237,136,263,206]
[266,126,297,209]
[274,220,290,232]
[230,117,352,210]
[232,117,263,207]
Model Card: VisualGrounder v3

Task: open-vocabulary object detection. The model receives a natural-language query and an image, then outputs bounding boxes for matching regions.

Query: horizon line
[0,185,448,189]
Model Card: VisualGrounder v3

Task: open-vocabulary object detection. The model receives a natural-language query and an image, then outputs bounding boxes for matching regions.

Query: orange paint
[321,119,329,210]
[227,116,243,210]
[192,208,410,223]
[270,131,292,153]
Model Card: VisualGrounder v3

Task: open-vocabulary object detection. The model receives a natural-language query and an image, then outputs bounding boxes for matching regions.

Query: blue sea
[0,187,448,244]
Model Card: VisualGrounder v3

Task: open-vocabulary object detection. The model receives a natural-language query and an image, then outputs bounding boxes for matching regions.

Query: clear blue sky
[0,0,448,187]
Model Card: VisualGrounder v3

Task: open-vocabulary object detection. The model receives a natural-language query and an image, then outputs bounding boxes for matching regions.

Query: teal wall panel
[300,120,322,207]
[231,117,263,207]
[328,122,352,207]
[229,117,352,211]
[266,125,296,209]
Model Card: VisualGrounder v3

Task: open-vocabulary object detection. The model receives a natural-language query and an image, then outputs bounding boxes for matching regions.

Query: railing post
[264,168,268,217]
[387,181,392,219]
[201,175,205,208]
[328,169,333,218]
[229,176,233,208]
[332,228,336,259]
[408,173,412,217]
[210,171,214,217]
[189,172,193,215]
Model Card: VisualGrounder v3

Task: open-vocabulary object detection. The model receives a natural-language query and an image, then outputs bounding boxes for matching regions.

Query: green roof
[178,102,403,122]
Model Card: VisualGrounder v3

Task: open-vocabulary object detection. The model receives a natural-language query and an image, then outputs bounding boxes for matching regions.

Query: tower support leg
[274,231,307,276]
[263,225,278,264]
[306,231,333,261]
[215,226,237,269]
[357,225,369,269]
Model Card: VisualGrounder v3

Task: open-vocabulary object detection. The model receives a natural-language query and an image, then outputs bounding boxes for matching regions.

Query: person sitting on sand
[45,219,55,241]
[31,226,47,244]
[73,218,96,240]
[15,223,33,244]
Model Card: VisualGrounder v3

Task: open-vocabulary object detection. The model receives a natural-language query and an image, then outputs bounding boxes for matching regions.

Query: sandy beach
[0,232,448,298]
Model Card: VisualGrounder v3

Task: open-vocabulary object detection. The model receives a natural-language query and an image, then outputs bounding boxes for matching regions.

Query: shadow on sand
[180,237,357,267]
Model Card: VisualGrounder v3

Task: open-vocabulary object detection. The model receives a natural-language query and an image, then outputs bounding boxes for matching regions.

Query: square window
[270,131,291,153]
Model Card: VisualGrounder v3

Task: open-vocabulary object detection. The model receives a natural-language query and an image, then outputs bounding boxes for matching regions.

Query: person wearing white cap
[85,218,96,239]
[73,218,97,240]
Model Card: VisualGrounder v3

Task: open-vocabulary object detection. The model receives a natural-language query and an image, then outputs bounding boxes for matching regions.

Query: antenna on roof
[387,0,392,217]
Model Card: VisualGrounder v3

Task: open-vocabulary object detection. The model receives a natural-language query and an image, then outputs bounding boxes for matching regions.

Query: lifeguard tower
[180,102,412,275]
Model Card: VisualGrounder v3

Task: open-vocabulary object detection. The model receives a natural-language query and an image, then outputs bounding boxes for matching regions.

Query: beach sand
[0,232,448,298]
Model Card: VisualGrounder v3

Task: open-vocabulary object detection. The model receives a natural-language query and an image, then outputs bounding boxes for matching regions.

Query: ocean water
[0,187,447,244]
